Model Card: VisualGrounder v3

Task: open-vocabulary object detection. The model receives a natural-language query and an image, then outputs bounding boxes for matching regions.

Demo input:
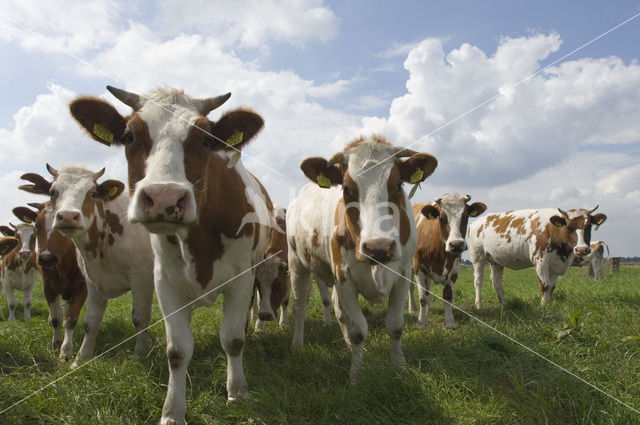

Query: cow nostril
[176,196,186,210]
[143,194,154,209]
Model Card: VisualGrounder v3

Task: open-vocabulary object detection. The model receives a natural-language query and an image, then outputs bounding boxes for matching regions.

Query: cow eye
[122,131,134,144]
[396,182,402,192]
[49,189,57,198]
[343,185,352,198]
[90,191,98,198]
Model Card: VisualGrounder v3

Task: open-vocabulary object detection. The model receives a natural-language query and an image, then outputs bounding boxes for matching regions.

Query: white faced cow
[408,194,487,329]
[0,222,38,320]
[288,135,438,383]
[20,165,154,367]
[469,206,607,307]
[572,240,609,279]
[69,86,272,425]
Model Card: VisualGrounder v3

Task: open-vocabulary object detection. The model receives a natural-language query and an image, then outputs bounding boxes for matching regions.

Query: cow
[18,165,154,367]
[69,85,273,425]
[287,135,438,383]
[408,194,487,329]
[12,201,87,359]
[252,203,290,331]
[572,240,609,279]
[468,206,607,307]
[0,222,38,321]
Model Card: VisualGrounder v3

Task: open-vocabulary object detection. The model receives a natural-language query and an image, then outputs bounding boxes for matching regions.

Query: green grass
[1,265,639,424]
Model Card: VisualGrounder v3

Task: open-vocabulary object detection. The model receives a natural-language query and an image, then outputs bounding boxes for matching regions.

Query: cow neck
[77,197,123,261]
[183,152,257,288]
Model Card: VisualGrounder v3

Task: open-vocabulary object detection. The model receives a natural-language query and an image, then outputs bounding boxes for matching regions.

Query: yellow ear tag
[93,124,114,144]
[409,168,423,184]
[23,216,33,224]
[108,186,119,198]
[316,173,332,188]
[227,130,243,147]
[553,220,563,227]
[426,213,436,220]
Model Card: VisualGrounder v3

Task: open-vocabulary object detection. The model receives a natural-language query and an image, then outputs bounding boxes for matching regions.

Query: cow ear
[550,215,566,227]
[12,207,38,225]
[19,173,52,195]
[468,202,487,217]
[206,108,264,151]
[69,97,127,147]
[300,157,343,188]
[97,180,125,201]
[591,213,607,226]
[0,226,15,237]
[421,204,440,220]
[399,153,438,183]
[0,237,19,256]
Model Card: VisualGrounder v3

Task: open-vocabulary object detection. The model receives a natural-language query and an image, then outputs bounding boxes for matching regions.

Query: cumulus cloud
[360,34,640,189]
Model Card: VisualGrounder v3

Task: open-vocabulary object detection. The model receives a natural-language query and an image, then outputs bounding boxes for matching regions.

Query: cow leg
[278,283,290,326]
[472,256,486,309]
[291,259,312,346]
[333,283,368,384]
[22,283,34,320]
[489,263,505,304]
[407,280,417,313]
[221,274,253,401]
[72,284,107,367]
[48,297,63,350]
[4,282,17,321]
[415,270,430,328]
[250,286,259,323]
[443,282,456,329]
[386,278,408,365]
[535,263,553,306]
[316,278,332,326]
[60,283,87,360]
[131,280,153,356]
[157,277,193,425]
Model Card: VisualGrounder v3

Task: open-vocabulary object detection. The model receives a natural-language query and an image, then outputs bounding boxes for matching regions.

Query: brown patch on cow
[167,346,183,369]
[311,229,320,248]
[412,203,460,280]
[225,338,245,356]
[476,224,484,238]
[509,217,527,235]
[485,214,516,242]
[123,114,153,192]
[105,210,124,236]
[442,285,453,301]
[343,134,391,151]
[84,219,105,259]
[332,194,358,283]
[386,166,411,245]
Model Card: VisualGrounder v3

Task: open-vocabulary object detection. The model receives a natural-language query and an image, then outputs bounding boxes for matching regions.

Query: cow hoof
[159,417,184,425]
[59,351,73,361]
[445,323,457,330]
[52,339,62,350]
[227,390,249,403]
[392,354,406,366]
[416,319,426,328]
[474,303,482,309]
[70,361,80,369]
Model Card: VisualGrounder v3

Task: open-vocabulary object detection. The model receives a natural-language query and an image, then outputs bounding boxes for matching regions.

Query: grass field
[0,265,639,424]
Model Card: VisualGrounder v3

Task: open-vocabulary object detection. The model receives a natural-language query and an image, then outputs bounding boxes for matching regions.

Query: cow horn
[46,163,58,178]
[9,223,17,230]
[558,208,569,218]
[27,202,46,211]
[93,167,106,180]
[464,194,471,202]
[393,147,418,157]
[434,197,442,204]
[106,85,142,110]
[329,152,346,165]
[587,205,599,214]
[194,92,232,116]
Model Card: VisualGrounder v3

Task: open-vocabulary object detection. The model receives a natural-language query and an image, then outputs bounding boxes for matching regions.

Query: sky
[0,0,639,258]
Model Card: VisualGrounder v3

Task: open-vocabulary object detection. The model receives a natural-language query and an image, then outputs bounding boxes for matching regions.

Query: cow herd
[0,86,609,425]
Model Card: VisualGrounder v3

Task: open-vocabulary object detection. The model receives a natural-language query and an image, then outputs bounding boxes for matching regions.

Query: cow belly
[4,269,36,291]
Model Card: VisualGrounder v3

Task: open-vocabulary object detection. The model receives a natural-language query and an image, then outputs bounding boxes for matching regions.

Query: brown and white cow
[19,165,154,367]
[12,201,87,359]
[288,135,438,383]
[469,206,607,307]
[0,222,38,320]
[408,194,487,329]
[252,203,290,331]
[69,85,273,425]
[572,240,609,279]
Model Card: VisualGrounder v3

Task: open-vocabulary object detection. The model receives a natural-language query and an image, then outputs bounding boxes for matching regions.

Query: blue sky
[1,0,639,256]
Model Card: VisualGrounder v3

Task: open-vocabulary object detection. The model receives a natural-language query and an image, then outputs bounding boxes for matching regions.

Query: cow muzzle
[38,250,58,267]
[447,239,467,254]
[361,238,396,263]
[574,246,591,256]
[132,183,195,232]
[54,210,84,232]
[19,250,32,259]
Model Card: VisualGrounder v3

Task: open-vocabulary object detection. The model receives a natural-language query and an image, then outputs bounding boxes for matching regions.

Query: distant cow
[0,222,38,320]
[12,200,87,359]
[288,135,437,383]
[69,85,273,425]
[252,204,290,331]
[408,194,487,329]
[469,206,607,307]
[572,240,609,279]
[19,165,154,367]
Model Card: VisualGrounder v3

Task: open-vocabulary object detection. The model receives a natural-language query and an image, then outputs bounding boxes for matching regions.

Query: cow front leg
[386,279,408,365]
[61,282,87,360]
[316,278,332,326]
[407,279,417,313]
[472,256,486,309]
[72,284,107,368]
[279,283,290,326]
[333,283,368,384]
[4,282,17,321]
[48,297,63,350]
[290,258,312,346]
[415,270,431,327]
[536,263,553,306]
[131,278,154,356]
[22,283,34,319]
[489,262,505,304]
[221,274,253,401]
[443,283,456,329]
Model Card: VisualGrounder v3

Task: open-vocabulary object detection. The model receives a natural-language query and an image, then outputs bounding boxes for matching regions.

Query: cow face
[558,206,607,256]
[421,193,487,254]
[1,222,36,260]
[69,86,264,235]
[301,136,438,263]
[0,236,19,256]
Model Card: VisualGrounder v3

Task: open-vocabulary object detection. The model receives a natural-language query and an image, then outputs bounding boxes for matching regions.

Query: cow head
[421,193,487,254]
[0,221,35,260]
[69,86,264,235]
[19,165,125,238]
[301,136,438,263]
[0,236,19,256]
[555,205,607,256]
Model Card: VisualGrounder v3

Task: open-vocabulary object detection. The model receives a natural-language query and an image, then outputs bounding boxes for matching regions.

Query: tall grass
[0,265,638,424]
